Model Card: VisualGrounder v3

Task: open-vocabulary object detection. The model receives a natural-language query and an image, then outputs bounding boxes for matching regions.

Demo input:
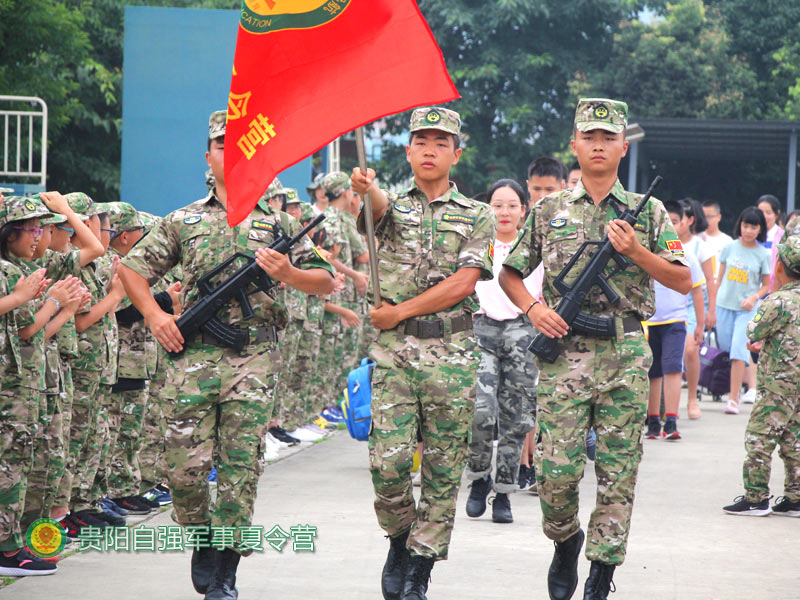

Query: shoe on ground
[547,529,584,600]
[320,407,345,423]
[401,554,434,600]
[268,426,300,446]
[141,486,172,507]
[583,560,616,600]
[89,507,126,527]
[772,496,800,517]
[723,495,771,516]
[645,416,661,439]
[687,400,702,420]
[135,494,161,509]
[263,436,280,461]
[382,530,410,600]
[585,428,597,461]
[289,427,323,442]
[99,497,129,516]
[205,548,240,600]
[663,416,681,441]
[518,465,532,491]
[24,546,59,563]
[266,432,290,449]
[741,388,757,404]
[71,509,110,529]
[724,400,740,415]
[491,492,513,524]
[306,422,328,436]
[191,545,216,594]
[313,415,332,430]
[110,496,151,515]
[0,548,57,576]
[465,475,493,518]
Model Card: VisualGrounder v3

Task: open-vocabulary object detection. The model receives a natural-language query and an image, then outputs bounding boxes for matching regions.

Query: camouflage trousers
[139,376,170,491]
[21,391,63,531]
[466,315,538,493]
[368,326,479,560]
[88,384,115,504]
[52,358,74,508]
[280,320,318,431]
[0,386,37,551]
[536,330,650,566]
[743,377,800,503]
[314,311,343,413]
[107,385,150,498]
[336,301,363,385]
[68,369,102,512]
[302,297,325,421]
[163,342,277,549]
[274,319,303,423]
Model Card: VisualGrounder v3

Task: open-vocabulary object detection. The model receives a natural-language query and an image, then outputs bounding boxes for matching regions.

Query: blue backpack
[340,358,375,441]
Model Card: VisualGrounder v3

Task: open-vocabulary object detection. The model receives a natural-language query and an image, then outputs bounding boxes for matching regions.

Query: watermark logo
[25,518,67,559]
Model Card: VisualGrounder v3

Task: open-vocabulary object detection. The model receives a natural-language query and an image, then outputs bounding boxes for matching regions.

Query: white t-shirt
[701,230,733,277]
[647,250,705,325]
[475,239,541,321]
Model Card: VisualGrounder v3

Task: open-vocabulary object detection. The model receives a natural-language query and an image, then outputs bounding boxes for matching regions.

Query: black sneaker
[134,494,161,509]
[87,507,126,527]
[111,496,151,515]
[518,465,532,491]
[491,492,513,524]
[466,475,493,518]
[99,497,128,516]
[772,496,800,517]
[61,512,106,538]
[722,495,772,516]
[269,425,300,446]
[645,416,661,439]
[663,416,681,441]
[0,548,57,577]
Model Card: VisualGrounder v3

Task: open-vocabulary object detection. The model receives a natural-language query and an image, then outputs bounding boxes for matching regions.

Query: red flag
[223,0,459,226]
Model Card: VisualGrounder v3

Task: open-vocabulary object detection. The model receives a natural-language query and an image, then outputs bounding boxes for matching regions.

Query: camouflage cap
[778,234,800,272]
[209,110,227,140]
[265,177,284,197]
[784,214,800,239]
[574,98,628,133]
[409,107,461,136]
[29,194,67,225]
[0,196,53,226]
[105,201,144,233]
[320,171,350,198]
[64,192,96,220]
[306,172,325,195]
[300,202,316,222]
[284,188,301,204]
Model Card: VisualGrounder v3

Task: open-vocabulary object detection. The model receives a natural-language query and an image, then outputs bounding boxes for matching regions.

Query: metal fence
[0,95,48,186]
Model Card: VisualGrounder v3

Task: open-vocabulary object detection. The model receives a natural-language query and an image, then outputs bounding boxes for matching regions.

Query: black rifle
[169,213,325,356]
[528,176,662,363]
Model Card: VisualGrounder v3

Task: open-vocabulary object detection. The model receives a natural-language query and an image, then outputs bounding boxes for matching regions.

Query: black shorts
[648,321,687,379]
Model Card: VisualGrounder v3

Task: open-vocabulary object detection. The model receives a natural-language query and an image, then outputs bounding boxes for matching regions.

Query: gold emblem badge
[593,104,609,119]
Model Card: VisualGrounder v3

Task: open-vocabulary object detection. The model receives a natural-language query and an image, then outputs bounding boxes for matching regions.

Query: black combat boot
[191,545,216,593]
[401,555,435,600]
[465,475,493,518]
[583,561,615,600]
[491,492,513,523]
[381,529,410,600]
[547,529,585,600]
[204,549,240,600]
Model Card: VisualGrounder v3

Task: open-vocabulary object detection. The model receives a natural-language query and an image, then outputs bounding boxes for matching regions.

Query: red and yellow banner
[224,0,459,226]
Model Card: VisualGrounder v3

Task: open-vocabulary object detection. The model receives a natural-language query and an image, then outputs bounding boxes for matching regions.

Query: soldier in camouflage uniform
[500,98,691,600]
[351,107,495,600]
[723,235,800,517]
[119,110,334,600]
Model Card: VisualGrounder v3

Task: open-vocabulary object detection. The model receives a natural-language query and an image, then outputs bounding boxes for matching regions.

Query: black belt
[401,314,473,339]
[201,324,278,348]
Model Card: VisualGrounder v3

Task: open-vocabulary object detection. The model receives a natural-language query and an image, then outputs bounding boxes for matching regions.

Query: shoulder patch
[550,218,567,229]
[393,203,412,214]
[252,220,275,232]
[666,239,685,256]
[183,215,202,225]
[488,242,494,264]
[442,213,475,225]
[634,220,648,232]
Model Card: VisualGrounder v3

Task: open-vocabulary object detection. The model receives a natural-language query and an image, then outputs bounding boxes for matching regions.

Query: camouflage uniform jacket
[0,260,16,381]
[746,279,800,389]
[108,246,151,380]
[339,209,367,304]
[122,189,333,351]
[504,179,688,321]
[73,260,114,374]
[357,181,495,317]
[2,257,46,390]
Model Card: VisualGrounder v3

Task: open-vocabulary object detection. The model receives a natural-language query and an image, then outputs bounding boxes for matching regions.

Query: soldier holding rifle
[499,98,691,600]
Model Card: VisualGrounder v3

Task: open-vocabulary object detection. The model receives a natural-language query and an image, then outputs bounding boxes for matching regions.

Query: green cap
[0,196,53,226]
[574,98,628,133]
[105,201,143,233]
[209,110,226,140]
[42,212,68,225]
[320,171,350,198]
[64,192,95,220]
[284,188,301,205]
[409,107,461,136]
[300,202,316,222]
[778,235,800,272]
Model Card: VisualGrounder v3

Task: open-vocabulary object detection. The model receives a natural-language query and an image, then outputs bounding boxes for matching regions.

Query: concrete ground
[3,391,798,599]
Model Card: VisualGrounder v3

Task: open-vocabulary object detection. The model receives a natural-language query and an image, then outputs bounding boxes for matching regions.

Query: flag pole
[354,126,382,308]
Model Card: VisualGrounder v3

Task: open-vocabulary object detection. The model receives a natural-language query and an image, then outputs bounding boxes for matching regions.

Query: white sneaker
[263,437,280,461]
[305,423,328,436]
[267,432,289,449]
[289,427,323,442]
[724,400,740,415]
[411,469,421,487]
[742,388,757,404]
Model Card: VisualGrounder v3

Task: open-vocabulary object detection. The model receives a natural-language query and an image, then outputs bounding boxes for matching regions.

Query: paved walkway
[3,392,798,599]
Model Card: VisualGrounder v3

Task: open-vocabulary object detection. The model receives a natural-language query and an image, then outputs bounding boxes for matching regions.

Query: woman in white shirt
[465,179,539,525]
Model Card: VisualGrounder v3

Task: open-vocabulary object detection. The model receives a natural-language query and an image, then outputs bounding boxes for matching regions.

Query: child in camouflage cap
[723,235,800,517]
